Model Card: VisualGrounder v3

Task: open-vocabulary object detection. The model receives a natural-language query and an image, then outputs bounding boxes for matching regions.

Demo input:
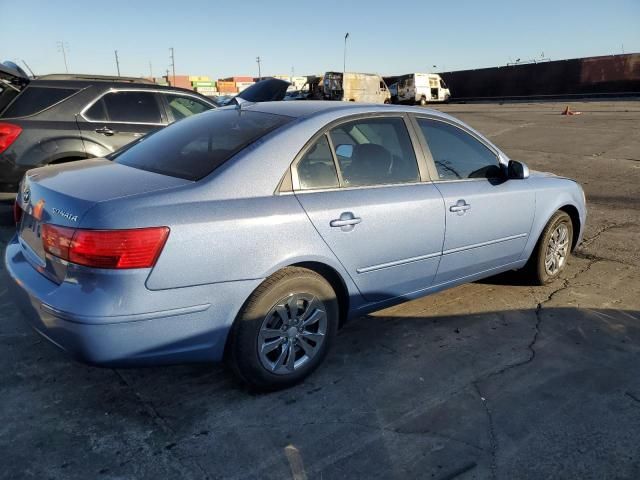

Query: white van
[323,72,391,104]
[395,73,450,105]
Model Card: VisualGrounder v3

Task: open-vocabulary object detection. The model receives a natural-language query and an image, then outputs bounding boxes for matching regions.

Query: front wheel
[227,267,339,391]
[419,96,428,106]
[526,211,573,285]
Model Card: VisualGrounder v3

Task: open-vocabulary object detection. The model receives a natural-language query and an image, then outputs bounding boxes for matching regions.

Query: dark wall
[439,53,640,100]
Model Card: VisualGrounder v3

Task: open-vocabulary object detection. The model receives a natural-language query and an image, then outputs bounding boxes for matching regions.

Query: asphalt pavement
[1,100,639,480]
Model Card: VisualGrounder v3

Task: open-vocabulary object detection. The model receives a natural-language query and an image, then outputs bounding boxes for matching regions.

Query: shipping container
[220,76,253,83]
[189,75,210,82]
[191,81,217,87]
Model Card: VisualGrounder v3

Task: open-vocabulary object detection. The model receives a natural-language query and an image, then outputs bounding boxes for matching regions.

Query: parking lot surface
[1,100,639,480]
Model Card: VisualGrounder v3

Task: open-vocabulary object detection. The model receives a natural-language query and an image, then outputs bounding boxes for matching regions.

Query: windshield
[112,109,292,181]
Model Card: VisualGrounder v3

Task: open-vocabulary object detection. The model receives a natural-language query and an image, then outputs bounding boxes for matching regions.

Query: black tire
[419,96,427,106]
[526,211,573,285]
[227,267,339,391]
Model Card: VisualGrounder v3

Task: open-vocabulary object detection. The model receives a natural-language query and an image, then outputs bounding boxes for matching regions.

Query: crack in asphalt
[468,253,604,480]
[579,222,635,248]
[112,370,211,480]
[625,391,640,405]
[472,382,498,480]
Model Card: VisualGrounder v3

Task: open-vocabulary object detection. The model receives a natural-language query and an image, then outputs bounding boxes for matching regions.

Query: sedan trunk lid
[16,158,190,283]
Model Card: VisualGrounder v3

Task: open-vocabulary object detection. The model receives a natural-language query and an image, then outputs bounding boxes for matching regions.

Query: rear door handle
[449,199,471,215]
[330,212,362,231]
[95,126,115,136]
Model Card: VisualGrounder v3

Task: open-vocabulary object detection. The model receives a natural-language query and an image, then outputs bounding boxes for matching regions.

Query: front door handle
[330,212,362,231]
[95,126,115,136]
[449,199,471,215]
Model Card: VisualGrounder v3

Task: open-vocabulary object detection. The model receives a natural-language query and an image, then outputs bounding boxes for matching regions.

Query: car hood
[0,61,30,90]
[224,78,291,105]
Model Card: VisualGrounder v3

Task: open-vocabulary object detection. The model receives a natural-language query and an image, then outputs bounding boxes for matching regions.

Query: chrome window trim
[79,88,215,126]
[292,179,428,195]
[410,114,507,183]
[288,112,430,193]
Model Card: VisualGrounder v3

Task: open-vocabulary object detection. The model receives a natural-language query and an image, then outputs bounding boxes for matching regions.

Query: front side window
[85,91,162,124]
[113,109,291,180]
[164,94,211,121]
[1,86,78,118]
[328,117,420,187]
[297,135,339,190]
[417,119,501,180]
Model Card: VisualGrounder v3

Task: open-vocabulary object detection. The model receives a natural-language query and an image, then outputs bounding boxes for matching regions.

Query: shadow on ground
[1,302,639,480]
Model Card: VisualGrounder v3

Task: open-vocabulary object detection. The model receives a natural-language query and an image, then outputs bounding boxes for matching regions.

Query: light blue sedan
[5,101,586,390]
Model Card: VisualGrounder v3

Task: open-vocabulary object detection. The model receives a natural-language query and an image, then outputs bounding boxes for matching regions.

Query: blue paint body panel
[4,102,586,366]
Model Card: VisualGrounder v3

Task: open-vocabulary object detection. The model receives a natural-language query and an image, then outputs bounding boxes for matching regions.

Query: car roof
[244,100,447,120]
[27,77,201,95]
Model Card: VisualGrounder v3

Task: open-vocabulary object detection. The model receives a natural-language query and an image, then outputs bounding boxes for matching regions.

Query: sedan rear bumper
[4,235,262,366]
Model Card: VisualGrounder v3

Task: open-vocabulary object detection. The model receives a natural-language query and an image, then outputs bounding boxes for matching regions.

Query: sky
[1,0,639,80]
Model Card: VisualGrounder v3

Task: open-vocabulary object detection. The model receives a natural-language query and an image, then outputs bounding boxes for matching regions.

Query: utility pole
[256,56,261,80]
[343,32,349,74]
[114,50,120,76]
[169,48,176,86]
[149,61,153,79]
[56,41,69,73]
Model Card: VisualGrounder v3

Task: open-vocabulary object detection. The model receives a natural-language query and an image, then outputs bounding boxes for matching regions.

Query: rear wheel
[419,96,428,106]
[526,211,573,285]
[227,267,338,391]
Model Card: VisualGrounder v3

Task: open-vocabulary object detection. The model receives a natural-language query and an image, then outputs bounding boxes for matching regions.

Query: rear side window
[84,91,162,124]
[113,109,291,180]
[297,135,339,190]
[1,86,78,118]
[328,117,420,187]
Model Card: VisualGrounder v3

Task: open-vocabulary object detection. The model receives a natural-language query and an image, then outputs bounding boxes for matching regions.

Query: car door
[412,116,536,285]
[293,114,445,303]
[76,89,166,156]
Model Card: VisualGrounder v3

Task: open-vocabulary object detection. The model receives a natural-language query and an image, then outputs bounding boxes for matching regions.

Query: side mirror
[507,160,529,179]
[335,144,353,159]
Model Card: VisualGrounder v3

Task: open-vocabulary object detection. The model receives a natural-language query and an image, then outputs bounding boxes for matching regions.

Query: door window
[163,94,211,121]
[328,117,419,187]
[417,119,501,180]
[297,135,339,190]
[84,91,162,124]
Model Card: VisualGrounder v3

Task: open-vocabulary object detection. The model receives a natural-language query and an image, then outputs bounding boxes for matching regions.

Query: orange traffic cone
[561,105,582,116]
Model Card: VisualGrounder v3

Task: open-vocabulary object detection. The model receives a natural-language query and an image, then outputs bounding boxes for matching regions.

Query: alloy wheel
[545,222,570,275]
[257,293,328,375]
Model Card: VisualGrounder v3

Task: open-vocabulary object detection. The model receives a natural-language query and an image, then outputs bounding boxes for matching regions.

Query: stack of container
[217,80,238,94]
[166,75,192,89]
[189,76,217,95]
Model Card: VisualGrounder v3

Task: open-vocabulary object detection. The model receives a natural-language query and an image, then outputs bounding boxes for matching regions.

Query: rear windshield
[1,86,78,118]
[112,109,292,180]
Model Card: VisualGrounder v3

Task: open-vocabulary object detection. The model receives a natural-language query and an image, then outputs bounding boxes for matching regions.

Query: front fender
[520,179,586,262]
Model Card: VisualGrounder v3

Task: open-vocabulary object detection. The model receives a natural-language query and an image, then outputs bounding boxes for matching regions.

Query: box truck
[391,73,451,105]
[323,72,391,104]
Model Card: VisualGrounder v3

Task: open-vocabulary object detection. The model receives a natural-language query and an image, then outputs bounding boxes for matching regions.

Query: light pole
[343,32,349,74]
[114,50,120,76]
[169,47,176,86]
[56,41,69,73]
[256,56,261,80]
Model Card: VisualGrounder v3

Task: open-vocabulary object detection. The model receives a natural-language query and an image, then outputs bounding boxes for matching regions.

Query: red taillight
[0,123,22,154]
[41,225,169,269]
[13,199,23,225]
